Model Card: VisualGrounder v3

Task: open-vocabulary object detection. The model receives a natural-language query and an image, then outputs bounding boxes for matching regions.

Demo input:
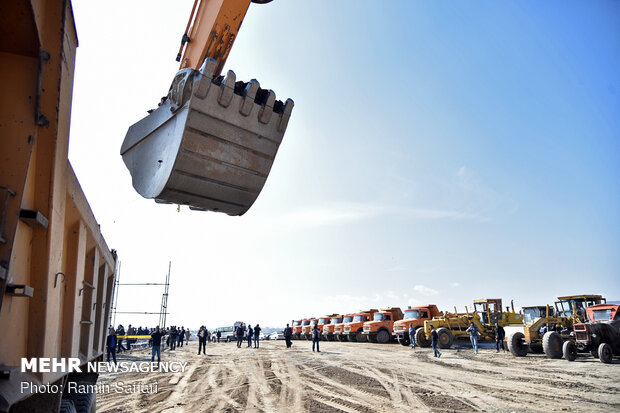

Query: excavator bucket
[120,58,293,216]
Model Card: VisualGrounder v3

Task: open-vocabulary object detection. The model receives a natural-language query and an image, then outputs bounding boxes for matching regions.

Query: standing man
[430,326,441,358]
[106,327,117,363]
[170,326,177,350]
[178,326,185,347]
[217,330,221,343]
[254,324,261,348]
[312,323,321,353]
[247,324,254,348]
[408,325,416,349]
[185,328,191,344]
[466,322,480,354]
[151,326,165,363]
[236,323,245,348]
[494,322,506,353]
[284,324,292,348]
[198,326,207,355]
[116,324,127,353]
[127,324,135,351]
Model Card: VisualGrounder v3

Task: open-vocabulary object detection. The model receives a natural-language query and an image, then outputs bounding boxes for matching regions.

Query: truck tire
[436,328,454,349]
[377,330,391,344]
[397,336,409,346]
[64,381,95,413]
[507,332,528,357]
[563,340,577,361]
[355,330,366,343]
[59,400,77,413]
[415,327,431,348]
[598,342,613,364]
[542,331,563,359]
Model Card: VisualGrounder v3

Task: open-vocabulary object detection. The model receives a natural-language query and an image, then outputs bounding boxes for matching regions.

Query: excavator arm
[177,0,254,73]
[120,0,292,216]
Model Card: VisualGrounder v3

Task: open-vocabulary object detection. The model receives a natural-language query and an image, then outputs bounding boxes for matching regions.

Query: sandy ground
[97,339,620,412]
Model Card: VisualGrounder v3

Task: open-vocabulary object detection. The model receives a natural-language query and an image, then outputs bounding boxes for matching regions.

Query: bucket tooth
[258,90,275,124]
[278,98,294,133]
[218,70,236,107]
[121,67,294,216]
[240,80,259,116]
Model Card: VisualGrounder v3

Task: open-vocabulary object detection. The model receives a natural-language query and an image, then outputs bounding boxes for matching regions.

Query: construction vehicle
[333,314,354,342]
[421,299,523,349]
[507,295,606,358]
[301,318,317,340]
[295,318,311,340]
[393,305,443,346]
[316,314,339,340]
[121,0,294,215]
[563,304,620,363]
[1,1,118,411]
[321,314,342,341]
[343,309,379,342]
[291,319,303,340]
[362,307,403,344]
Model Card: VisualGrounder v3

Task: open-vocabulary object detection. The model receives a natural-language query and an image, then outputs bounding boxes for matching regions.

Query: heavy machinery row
[289,295,620,363]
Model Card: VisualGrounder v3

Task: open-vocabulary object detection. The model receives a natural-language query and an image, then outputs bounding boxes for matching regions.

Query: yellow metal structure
[1,0,117,410]
[422,298,523,349]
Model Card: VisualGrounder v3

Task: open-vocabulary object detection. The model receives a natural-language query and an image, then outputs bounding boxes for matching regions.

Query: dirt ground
[97,339,620,413]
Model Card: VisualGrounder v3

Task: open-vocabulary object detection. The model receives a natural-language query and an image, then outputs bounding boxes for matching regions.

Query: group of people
[407,322,506,358]
[233,323,262,348]
[165,326,190,350]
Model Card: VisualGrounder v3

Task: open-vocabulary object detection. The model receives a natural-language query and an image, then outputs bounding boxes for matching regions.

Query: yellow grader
[420,299,523,349]
[507,294,606,358]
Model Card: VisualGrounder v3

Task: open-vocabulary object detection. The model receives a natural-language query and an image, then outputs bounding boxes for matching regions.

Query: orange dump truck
[301,318,317,340]
[393,305,443,346]
[293,319,309,340]
[362,307,404,343]
[322,314,342,341]
[1,2,117,411]
[343,309,379,342]
[316,314,339,340]
[291,319,302,339]
[334,314,354,341]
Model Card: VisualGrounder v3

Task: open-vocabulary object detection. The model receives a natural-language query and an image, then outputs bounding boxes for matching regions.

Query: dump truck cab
[563,304,620,363]
[322,315,342,341]
[334,314,354,342]
[301,318,317,340]
[508,294,607,359]
[393,305,443,346]
[362,307,404,344]
[343,309,378,342]
[292,319,307,340]
[316,314,339,341]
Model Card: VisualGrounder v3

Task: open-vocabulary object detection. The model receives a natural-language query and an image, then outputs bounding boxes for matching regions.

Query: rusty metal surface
[121,58,294,215]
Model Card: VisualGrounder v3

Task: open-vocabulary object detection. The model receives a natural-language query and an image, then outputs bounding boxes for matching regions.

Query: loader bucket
[120,58,294,216]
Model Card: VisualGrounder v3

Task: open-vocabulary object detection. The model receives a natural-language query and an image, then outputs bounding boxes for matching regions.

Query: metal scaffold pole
[160,261,171,329]
[111,260,121,328]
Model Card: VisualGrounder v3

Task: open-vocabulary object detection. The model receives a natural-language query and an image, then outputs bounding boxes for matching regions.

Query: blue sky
[69,1,619,328]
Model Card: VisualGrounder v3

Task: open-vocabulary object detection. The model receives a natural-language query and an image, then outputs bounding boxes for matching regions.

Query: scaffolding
[111,261,171,329]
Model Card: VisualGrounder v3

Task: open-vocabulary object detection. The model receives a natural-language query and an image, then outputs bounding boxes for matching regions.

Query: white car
[269,331,285,340]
